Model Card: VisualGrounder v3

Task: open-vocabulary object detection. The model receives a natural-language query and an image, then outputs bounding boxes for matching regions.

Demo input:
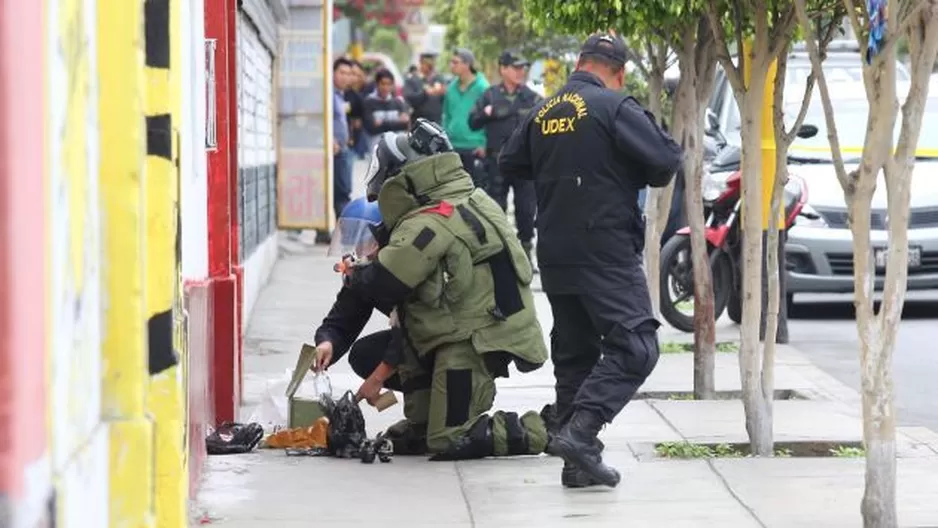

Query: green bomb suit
[347,151,549,459]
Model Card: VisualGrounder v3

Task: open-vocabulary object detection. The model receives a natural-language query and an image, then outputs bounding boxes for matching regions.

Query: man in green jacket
[343,122,549,461]
[442,48,491,193]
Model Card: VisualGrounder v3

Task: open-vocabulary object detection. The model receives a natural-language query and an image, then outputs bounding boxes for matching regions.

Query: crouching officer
[340,119,552,460]
[312,197,430,454]
[498,33,684,487]
[468,50,542,268]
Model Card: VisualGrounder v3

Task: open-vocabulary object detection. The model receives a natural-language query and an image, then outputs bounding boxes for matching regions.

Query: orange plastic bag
[262,417,330,449]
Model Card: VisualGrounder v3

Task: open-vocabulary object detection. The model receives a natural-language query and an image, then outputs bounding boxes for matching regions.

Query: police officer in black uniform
[498,33,684,487]
[468,50,543,268]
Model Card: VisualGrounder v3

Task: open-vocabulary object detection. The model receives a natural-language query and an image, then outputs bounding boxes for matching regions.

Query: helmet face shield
[328,216,380,258]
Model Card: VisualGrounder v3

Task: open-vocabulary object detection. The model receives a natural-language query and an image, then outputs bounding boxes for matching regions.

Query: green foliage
[656,441,743,458]
[829,445,865,458]
[368,26,413,71]
[659,341,739,354]
[429,0,579,70]
[667,393,695,400]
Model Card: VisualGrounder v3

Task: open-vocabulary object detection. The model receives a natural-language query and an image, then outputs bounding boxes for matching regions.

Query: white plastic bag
[247,370,333,432]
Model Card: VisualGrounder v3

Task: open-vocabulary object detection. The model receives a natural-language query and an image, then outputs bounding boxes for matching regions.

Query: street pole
[742,39,789,344]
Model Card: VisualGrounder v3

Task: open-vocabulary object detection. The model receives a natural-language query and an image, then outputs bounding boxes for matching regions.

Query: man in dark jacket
[403,52,446,124]
[499,33,684,488]
[362,69,411,135]
[469,50,542,269]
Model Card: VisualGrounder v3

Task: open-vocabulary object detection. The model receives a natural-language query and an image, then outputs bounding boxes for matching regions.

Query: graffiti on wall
[47,0,109,524]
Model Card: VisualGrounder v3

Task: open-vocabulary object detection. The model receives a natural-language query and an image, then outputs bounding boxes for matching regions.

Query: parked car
[704,46,911,148]
[783,85,938,301]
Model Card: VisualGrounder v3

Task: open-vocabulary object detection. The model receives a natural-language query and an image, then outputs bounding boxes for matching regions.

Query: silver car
[785,87,938,298]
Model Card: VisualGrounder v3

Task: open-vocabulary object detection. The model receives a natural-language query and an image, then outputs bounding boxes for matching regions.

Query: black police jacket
[314,286,394,365]
[403,73,446,124]
[498,71,683,294]
[313,223,402,366]
[468,83,542,153]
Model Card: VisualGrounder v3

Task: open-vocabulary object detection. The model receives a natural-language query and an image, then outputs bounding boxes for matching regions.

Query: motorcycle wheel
[728,288,742,324]
[659,235,733,333]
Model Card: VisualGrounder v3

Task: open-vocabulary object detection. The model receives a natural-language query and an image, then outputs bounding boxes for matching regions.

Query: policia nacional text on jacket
[498,33,684,484]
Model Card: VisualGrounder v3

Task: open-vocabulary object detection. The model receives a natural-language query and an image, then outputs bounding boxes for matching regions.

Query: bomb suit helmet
[363,120,454,201]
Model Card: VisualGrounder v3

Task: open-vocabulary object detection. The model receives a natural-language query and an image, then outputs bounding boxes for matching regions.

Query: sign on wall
[277,0,332,230]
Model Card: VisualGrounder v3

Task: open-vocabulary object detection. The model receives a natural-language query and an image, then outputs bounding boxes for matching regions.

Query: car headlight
[702,172,729,202]
[794,203,828,228]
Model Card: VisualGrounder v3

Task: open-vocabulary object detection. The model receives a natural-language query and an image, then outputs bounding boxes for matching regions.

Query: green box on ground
[285,343,329,428]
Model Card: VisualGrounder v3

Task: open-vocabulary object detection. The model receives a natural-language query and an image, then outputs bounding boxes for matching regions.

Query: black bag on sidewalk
[206,422,265,455]
[325,390,367,458]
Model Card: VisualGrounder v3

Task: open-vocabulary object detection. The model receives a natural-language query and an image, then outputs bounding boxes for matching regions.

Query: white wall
[46,0,109,524]
[181,0,209,280]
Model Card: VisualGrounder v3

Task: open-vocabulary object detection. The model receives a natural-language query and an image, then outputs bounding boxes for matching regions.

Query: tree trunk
[643,72,673,318]
[737,66,773,456]
[674,41,715,400]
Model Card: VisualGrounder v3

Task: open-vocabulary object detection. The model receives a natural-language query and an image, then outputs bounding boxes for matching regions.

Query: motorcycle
[658,144,810,333]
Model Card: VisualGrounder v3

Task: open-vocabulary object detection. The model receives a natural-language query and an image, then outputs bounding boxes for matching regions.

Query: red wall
[205,0,242,431]
[0,0,47,503]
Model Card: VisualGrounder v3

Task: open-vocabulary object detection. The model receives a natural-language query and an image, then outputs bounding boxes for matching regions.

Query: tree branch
[769,5,799,59]
[630,44,652,80]
[707,0,746,93]
[894,4,938,164]
[732,0,746,82]
[782,13,839,143]
[841,0,866,55]
[794,0,851,191]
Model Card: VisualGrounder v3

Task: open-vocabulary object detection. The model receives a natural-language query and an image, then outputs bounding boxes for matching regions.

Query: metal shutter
[237,11,277,262]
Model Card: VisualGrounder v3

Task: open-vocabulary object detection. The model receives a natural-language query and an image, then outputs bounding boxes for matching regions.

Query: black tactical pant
[456,149,491,196]
[547,289,661,425]
[486,152,536,245]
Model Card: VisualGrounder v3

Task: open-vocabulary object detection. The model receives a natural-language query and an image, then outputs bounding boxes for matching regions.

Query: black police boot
[542,404,608,488]
[383,420,428,455]
[522,242,539,274]
[546,410,621,488]
[561,461,606,488]
[428,417,494,461]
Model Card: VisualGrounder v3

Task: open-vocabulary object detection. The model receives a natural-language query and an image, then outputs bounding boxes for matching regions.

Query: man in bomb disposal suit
[498,33,684,487]
[338,120,554,460]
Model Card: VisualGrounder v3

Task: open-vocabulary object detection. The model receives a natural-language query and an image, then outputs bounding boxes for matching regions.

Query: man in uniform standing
[469,50,542,269]
[499,33,684,487]
[403,52,447,124]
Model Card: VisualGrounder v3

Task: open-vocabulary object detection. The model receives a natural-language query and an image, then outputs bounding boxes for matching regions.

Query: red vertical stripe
[0,0,47,499]
[206,0,230,278]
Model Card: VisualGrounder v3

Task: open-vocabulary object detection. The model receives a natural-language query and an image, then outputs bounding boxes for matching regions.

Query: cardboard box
[285,344,330,428]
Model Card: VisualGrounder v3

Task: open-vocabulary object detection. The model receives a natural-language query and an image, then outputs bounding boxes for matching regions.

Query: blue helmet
[340,196,382,224]
[329,197,383,257]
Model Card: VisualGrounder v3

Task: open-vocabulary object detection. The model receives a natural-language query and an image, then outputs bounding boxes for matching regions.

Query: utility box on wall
[277,0,333,231]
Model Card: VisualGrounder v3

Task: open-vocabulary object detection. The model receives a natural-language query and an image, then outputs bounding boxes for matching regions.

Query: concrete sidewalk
[193,236,938,527]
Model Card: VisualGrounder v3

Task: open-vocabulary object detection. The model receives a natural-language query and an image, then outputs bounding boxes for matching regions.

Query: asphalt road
[788,290,938,430]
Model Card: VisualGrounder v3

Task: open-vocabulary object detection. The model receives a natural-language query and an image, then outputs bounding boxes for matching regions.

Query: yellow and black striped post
[97,0,156,525]
[144,0,188,524]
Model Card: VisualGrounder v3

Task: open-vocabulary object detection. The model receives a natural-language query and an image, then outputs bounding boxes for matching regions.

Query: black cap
[579,33,628,66]
[498,50,529,67]
[419,52,438,60]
